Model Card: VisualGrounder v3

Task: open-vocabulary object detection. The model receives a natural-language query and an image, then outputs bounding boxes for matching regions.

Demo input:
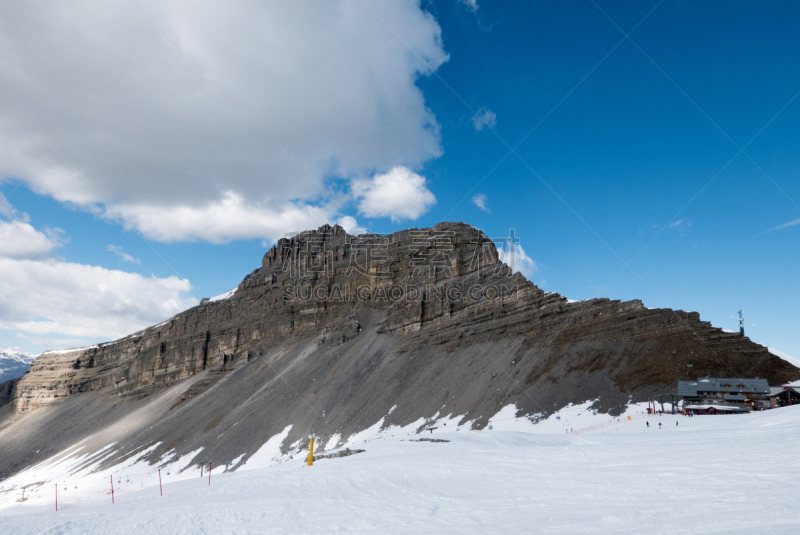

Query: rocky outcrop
[0,222,796,479]
[313,448,365,461]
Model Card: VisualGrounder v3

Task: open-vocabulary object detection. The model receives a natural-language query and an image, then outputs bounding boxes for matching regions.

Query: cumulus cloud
[513,244,538,279]
[472,107,496,131]
[0,203,196,351]
[497,242,537,279]
[0,258,196,342]
[0,193,13,218]
[353,166,437,222]
[514,244,539,279]
[104,192,338,244]
[472,193,490,212]
[0,1,448,242]
[337,215,369,236]
[0,218,66,260]
[108,244,141,264]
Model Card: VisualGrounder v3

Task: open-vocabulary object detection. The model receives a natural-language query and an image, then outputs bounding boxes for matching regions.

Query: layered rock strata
[7,222,797,413]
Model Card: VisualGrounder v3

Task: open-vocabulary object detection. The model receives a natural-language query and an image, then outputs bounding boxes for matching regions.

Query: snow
[4,403,800,533]
[45,346,98,355]
[209,288,237,302]
[241,425,292,469]
[0,348,35,364]
[324,434,342,451]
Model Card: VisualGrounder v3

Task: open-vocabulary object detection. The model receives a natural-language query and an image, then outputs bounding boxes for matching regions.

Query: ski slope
[2,403,799,534]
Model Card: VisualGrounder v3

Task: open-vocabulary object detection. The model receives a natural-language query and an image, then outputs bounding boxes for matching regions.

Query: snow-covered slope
[0,348,36,383]
[3,403,800,533]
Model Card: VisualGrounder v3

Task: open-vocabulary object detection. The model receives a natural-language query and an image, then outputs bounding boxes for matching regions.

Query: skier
[676,421,678,427]
[658,422,662,429]
[646,421,649,428]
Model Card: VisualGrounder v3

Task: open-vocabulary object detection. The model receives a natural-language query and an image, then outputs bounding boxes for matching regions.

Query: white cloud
[12,335,95,351]
[0,193,14,218]
[459,0,479,12]
[0,204,196,352]
[105,192,337,244]
[352,166,437,222]
[0,1,448,242]
[337,215,369,235]
[668,219,692,229]
[667,219,692,236]
[472,107,496,131]
[498,243,537,279]
[108,244,141,264]
[472,193,490,212]
[0,258,196,342]
[0,219,65,260]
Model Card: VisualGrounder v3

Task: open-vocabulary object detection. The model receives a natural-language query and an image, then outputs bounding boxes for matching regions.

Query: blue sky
[0,0,798,359]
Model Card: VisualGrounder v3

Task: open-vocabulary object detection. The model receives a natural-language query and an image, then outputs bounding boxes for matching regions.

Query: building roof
[768,386,800,397]
[684,404,749,412]
[678,377,770,397]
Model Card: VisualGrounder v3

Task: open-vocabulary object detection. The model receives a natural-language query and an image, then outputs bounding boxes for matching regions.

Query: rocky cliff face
[8,222,517,411]
[1,222,797,479]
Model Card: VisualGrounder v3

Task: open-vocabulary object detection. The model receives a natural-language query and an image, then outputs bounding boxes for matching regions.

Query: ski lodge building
[678,377,772,414]
[768,386,800,407]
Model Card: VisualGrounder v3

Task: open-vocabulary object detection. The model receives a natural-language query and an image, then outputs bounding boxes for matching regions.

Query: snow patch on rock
[210,288,237,302]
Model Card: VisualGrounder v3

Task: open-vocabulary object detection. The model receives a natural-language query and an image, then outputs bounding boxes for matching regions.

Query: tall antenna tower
[738,309,744,337]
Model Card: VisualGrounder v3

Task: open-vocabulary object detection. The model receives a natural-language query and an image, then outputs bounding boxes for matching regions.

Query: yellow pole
[307,436,315,466]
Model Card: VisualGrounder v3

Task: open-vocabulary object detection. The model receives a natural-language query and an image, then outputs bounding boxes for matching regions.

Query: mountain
[0,348,36,384]
[0,222,797,482]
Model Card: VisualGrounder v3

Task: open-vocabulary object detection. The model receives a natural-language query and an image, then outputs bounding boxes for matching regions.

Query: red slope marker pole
[110,475,115,504]
[159,470,163,496]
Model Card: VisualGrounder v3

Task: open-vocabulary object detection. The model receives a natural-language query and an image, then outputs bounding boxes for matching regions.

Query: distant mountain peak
[0,347,37,383]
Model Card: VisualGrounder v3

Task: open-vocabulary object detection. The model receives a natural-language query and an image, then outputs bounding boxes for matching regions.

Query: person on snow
[658,422,662,429]
[646,421,649,428]
[676,421,679,426]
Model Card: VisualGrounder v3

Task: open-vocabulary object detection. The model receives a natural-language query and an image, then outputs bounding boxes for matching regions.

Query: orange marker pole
[307,436,315,466]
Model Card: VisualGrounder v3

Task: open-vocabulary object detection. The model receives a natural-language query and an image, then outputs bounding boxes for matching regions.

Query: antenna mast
[738,309,744,337]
